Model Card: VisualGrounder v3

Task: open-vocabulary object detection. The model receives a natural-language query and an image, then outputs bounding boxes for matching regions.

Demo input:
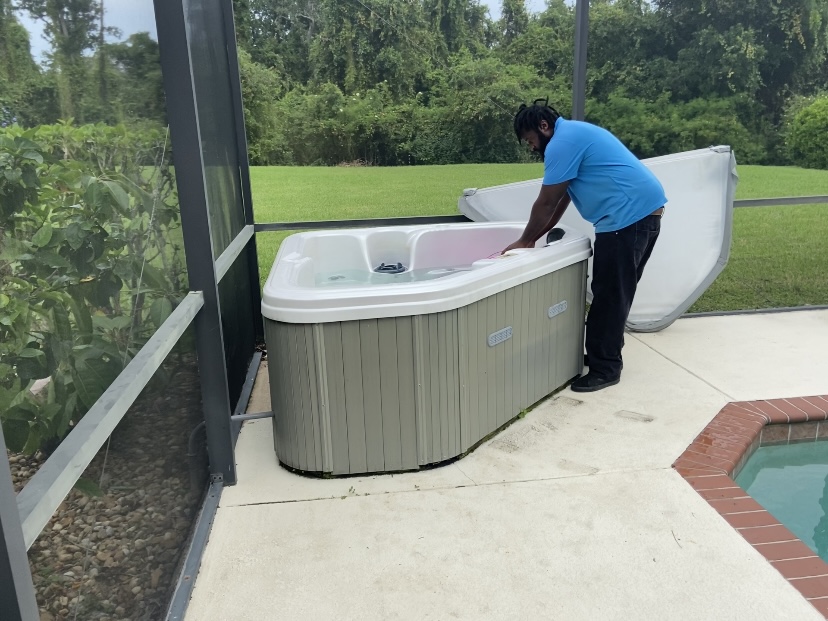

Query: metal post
[153,0,237,484]
[0,428,39,621]
[572,0,589,120]
[222,0,265,345]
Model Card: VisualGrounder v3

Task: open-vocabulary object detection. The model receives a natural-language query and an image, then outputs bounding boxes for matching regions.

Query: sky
[16,0,547,63]
[16,0,158,63]
[484,0,548,21]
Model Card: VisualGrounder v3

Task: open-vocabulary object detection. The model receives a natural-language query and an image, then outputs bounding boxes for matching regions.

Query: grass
[251,164,828,312]
[691,203,828,312]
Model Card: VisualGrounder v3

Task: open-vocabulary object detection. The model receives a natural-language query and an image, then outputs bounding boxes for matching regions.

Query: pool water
[735,442,828,562]
[315,266,474,287]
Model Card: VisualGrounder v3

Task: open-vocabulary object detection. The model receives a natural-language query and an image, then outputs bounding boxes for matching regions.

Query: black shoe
[571,373,620,393]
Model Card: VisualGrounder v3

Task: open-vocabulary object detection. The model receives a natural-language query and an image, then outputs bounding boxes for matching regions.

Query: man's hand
[501,238,536,255]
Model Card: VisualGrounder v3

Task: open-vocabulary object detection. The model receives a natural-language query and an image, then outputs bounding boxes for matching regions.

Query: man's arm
[538,192,571,240]
[503,182,569,252]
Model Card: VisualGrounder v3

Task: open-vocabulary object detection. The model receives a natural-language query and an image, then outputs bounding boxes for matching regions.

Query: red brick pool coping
[673,395,828,619]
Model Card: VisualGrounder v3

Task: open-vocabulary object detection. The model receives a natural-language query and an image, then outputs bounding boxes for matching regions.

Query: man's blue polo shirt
[543,117,667,233]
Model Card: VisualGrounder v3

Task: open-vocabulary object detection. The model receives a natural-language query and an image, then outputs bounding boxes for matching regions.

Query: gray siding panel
[301,324,317,469]
[548,270,561,391]
[558,265,576,381]
[465,303,479,450]
[512,278,526,412]
[427,314,441,461]
[312,325,333,472]
[395,318,418,470]
[360,319,385,473]
[287,325,307,470]
[479,298,491,436]
[537,278,549,402]
[322,323,351,475]
[540,272,553,396]
[527,279,539,405]
[269,323,286,463]
[457,308,470,452]
[450,312,461,456]
[446,312,455,457]
[496,291,507,428]
[265,323,288,464]
[520,282,531,409]
[283,324,300,468]
[416,316,430,464]
[503,289,514,423]
[302,326,320,471]
[437,312,449,461]
[341,322,368,473]
[413,317,429,466]
[481,296,492,436]
[378,318,402,472]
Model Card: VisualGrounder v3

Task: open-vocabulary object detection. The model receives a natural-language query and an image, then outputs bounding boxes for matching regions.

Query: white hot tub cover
[458,146,738,332]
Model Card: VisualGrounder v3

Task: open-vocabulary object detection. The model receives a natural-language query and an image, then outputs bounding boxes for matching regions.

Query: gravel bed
[8,355,207,620]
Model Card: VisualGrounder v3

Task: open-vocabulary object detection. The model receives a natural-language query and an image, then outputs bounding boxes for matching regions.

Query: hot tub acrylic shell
[261,222,591,476]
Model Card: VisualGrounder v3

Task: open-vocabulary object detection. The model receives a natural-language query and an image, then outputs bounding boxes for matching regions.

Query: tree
[498,0,572,85]
[654,0,828,118]
[0,0,43,125]
[411,54,562,164]
[18,0,102,120]
[233,0,320,86]
[423,0,489,56]
[310,0,436,96]
[108,33,165,122]
[499,0,528,46]
[237,48,291,164]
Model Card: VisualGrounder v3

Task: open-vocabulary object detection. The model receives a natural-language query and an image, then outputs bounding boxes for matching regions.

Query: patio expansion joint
[629,333,736,401]
[222,465,673,510]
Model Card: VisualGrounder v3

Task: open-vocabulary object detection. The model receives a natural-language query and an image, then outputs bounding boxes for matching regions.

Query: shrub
[0,121,186,454]
[587,94,768,163]
[786,97,828,169]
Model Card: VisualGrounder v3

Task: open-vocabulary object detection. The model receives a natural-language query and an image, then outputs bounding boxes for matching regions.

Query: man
[503,99,666,392]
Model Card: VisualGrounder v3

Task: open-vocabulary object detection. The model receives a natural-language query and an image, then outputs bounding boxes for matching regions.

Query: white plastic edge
[262,227,592,324]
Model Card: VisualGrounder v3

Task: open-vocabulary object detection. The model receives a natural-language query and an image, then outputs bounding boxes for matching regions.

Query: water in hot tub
[315,265,474,287]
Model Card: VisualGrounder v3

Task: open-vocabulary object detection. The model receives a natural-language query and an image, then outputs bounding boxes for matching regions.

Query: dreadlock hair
[513,97,562,142]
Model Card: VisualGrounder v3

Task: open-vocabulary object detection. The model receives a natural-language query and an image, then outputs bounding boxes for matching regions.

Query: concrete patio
[185,309,828,620]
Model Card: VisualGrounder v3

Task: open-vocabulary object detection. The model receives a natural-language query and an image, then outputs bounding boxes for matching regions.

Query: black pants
[585,213,662,380]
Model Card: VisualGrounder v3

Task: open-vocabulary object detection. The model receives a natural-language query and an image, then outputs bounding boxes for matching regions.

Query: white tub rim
[261,221,592,324]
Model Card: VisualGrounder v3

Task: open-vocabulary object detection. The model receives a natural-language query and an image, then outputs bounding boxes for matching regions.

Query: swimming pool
[736,442,828,563]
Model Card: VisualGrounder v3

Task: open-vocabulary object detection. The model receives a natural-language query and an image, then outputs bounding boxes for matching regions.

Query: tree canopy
[3,0,828,167]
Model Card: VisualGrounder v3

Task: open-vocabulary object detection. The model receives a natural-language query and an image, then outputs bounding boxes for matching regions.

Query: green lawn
[251,164,828,312]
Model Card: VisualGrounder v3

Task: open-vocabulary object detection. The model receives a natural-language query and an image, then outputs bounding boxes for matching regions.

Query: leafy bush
[587,94,768,163]
[0,121,186,454]
[786,97,828,169]
[238,49,293,166]
[265,56,564,166]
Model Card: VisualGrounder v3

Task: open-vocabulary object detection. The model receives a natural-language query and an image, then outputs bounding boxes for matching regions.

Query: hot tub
[261,222,591,476]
